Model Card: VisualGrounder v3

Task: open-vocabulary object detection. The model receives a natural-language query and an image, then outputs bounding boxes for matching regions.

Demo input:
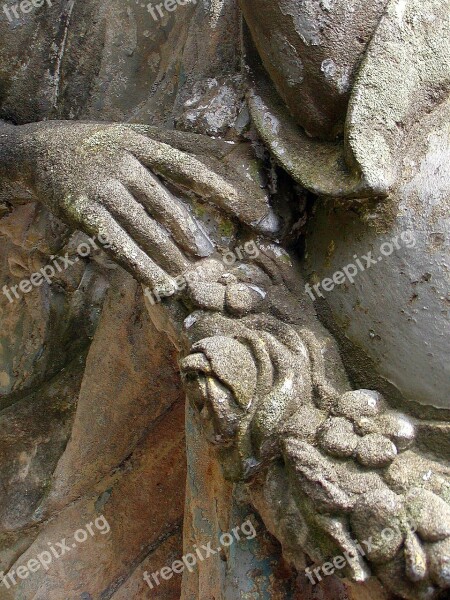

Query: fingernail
[193,225,215,257]
[153,276,178,298]
[254,208,280,234]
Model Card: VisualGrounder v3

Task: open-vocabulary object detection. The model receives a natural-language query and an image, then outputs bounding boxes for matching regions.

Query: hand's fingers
[124,132,280,234]
[117,155,214,257]
[94,180,191,275]
[60,193,176,293]
[123,124,236,160]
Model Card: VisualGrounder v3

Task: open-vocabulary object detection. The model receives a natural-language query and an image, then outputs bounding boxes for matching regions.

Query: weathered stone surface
[240,0,388,139]
[0,1,449,599]
[0,262,186,598]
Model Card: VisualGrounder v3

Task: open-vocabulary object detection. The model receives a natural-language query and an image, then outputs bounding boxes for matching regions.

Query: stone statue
[0,1,448,599]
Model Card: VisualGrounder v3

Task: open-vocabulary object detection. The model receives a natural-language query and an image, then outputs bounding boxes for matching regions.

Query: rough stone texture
[305,96,450,412]
[0,1,449,599]
[0,261,187,598]
[240,0,388,139]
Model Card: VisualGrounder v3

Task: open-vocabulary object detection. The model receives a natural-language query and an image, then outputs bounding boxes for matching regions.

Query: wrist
[0,121,33,185]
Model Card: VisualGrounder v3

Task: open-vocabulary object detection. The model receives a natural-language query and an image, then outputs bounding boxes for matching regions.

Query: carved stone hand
[0,120,278,293]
